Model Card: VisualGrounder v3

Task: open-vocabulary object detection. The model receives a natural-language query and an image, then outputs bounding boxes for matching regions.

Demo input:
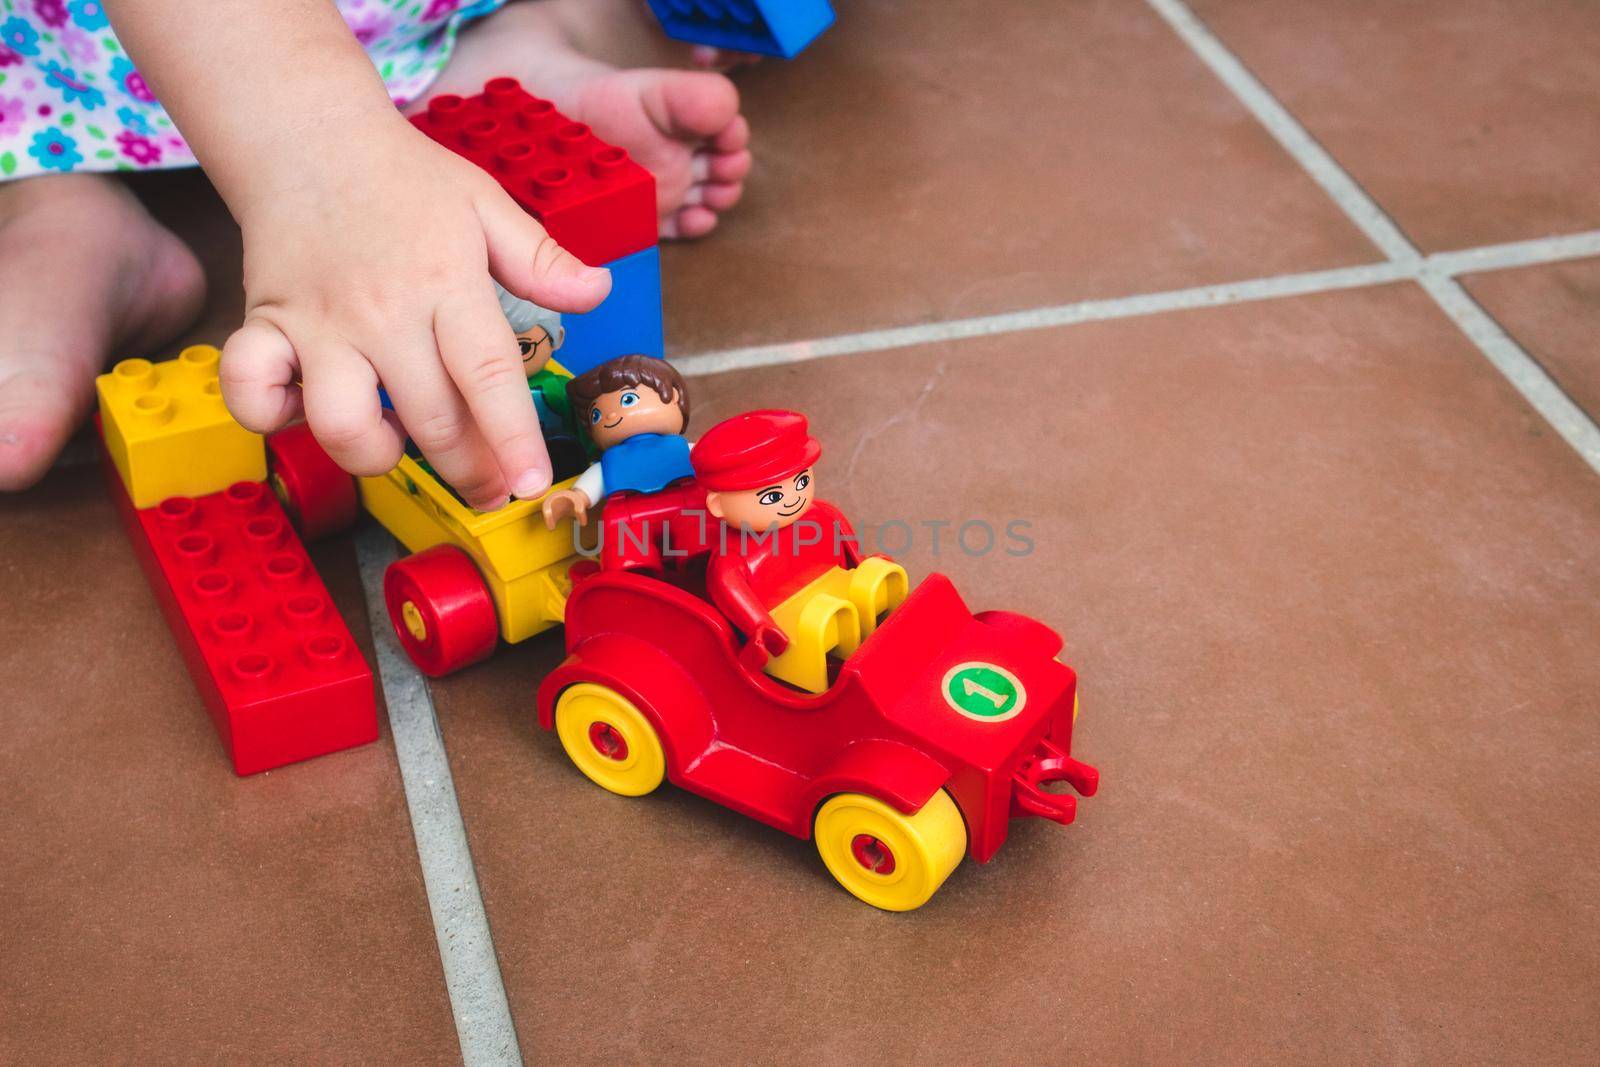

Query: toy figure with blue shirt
[541,355,693,529]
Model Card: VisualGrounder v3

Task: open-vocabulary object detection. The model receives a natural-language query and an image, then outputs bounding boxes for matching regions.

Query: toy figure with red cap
[693,410,908,692]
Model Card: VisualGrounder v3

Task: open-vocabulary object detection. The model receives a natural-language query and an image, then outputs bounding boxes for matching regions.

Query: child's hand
[219,115,611,511]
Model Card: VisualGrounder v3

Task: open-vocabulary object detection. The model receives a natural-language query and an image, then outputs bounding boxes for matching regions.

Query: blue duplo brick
[645,0,834,59]
[557,244,665,376]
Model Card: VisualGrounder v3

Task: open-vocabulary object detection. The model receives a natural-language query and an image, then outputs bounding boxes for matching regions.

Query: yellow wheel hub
[400,599,428,643]
[814,789,966,912]
[555,683,666,797]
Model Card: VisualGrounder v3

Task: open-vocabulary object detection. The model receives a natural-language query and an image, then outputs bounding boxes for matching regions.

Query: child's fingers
[434,289,553,501]
[299,339,405,477]
[474,192,611,314]
[378,332,510,511]
[220,316,303,433]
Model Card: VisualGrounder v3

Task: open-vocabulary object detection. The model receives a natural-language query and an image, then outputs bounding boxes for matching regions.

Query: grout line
[1143,0,1600,479]
[355,524,524,1067]
[1424,230,1600,276]
[670,228,1600,379]
[1141,0,1421,263]
[1419,273,1600,468]
[673,262,1414,376]
[44,230,1600,476]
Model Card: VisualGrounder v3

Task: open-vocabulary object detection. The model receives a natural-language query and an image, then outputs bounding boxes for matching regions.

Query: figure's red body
[704,499,864,642]
[597,478,711,573]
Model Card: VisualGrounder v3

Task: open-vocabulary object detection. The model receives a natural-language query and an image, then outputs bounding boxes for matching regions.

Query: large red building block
[104,454,379,775]
[413,77,656,266]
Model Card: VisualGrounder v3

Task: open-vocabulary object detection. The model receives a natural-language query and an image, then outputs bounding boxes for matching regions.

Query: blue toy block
[379,244,663,414]
[645,0,834,60]
[556,244,665,376]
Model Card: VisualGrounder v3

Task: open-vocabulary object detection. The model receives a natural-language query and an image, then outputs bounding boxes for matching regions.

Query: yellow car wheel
[555,683,666,798]
[814,790,967,912]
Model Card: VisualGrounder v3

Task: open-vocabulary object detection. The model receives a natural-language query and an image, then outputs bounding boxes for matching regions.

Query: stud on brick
[96,344,266,509]
[103,459,379,776]
[412,78,656,266]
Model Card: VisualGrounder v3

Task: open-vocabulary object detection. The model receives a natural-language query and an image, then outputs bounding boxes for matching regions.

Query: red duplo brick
[413,76,657,266]
[105,462,379,776]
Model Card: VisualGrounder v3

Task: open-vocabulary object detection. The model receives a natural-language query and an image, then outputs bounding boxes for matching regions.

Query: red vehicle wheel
[383,545,499,677]
[266,423,359,541]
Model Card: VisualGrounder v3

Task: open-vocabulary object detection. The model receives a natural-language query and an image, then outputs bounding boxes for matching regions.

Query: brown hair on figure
[567,354,690,435]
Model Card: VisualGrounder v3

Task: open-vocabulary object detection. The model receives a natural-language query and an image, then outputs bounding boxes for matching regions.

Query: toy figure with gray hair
[494,284,590,483]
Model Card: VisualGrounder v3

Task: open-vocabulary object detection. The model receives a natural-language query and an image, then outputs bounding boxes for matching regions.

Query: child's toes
[644,69,742,147]
[709,114,750,155]
[693,147,752,185]
[694,181,745,213]
[690,45,763,72]
[0,367,90,491]
[547,66,750,236]
[662,205,720,240]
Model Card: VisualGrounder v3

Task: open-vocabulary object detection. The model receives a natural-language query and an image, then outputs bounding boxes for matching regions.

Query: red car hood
[842,573,1075,774]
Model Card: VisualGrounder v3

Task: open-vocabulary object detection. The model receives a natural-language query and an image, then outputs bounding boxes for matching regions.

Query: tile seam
[1144,0,1600,478]
[354,524,524,1067]
[43,233,1600,474]
[667,229,1600,378]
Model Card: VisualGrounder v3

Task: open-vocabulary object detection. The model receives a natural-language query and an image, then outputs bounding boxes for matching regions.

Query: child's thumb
[477,192,611,314]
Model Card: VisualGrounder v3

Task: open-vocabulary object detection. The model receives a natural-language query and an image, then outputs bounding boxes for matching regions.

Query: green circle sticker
[941,662,1027,722]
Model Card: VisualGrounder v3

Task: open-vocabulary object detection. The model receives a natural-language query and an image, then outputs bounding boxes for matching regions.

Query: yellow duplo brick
[96,344,266,508]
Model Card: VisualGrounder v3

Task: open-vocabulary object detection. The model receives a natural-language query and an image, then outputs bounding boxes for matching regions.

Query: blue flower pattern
[41,59,107,110]
[28,125,81,170]
[1,16,41,56]
[67,0,108,30]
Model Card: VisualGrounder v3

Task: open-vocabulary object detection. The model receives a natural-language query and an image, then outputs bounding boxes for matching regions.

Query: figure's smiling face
[585,385,684,448]
[709,468,815,532]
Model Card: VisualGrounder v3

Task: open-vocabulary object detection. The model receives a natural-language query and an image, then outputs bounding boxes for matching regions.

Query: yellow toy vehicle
[266,375,586,678]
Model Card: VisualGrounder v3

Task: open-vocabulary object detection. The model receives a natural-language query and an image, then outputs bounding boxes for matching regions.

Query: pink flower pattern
[115,129,161,164]
[0,95,26,138]
[342,8,395,47]
[59,25,97,65]
[33,0,69,29]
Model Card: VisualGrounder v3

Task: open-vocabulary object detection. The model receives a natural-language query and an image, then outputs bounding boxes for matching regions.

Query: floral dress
[0,0,505,179]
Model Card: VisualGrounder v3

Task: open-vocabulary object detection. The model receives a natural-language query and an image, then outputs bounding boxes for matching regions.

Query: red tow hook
[1011,738,1100,825]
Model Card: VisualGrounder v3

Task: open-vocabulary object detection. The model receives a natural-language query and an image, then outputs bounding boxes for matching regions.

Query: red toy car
[537,549,1099,911]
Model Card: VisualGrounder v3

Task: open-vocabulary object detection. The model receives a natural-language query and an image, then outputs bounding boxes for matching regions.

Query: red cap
[692,410,821,491]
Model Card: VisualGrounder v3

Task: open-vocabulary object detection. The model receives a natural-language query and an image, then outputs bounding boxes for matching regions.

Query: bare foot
[432,0,753,239]
[0,175,205,491]
[528,0,763,73]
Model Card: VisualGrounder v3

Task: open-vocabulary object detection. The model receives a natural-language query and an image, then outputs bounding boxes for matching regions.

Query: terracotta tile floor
[1189,0,1600,252]
[5,2,1600,1063]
